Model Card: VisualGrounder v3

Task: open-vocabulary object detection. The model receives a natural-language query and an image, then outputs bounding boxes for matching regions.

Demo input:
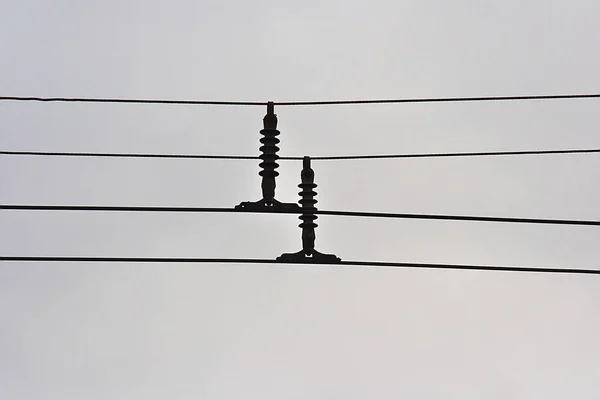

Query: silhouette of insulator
[258,102,280,204]
[297,157,318,253]
[277,157,341,263]
[236,102,300,212]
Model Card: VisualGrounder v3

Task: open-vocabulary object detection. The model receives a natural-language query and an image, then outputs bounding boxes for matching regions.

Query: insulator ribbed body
[298,182,318,229]
[258,128,280,179]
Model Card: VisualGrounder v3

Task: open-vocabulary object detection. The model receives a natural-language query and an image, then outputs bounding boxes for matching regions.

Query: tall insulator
[258,102,280,204]
[236,102,300,212]
[277,156,341,263]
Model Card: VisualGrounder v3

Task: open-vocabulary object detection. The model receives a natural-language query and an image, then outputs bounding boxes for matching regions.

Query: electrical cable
[4,94,598,276]
[306,148,600,160]
[0,96,265,106]
[0,256,597,275]
[2,93,600,106]
[277,93,600,105]
[2,148,599,161]
[0,151,258,160]
[2,204,598,227]
[316,210,600,227]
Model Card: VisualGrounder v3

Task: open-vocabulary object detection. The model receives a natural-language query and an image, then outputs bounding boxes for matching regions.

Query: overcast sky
[1,1,599,399]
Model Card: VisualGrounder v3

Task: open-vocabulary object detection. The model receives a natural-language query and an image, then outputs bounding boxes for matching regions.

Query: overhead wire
[3,93,599,272]
[0,96,265,106]
[1,148,599,161]
[278,93,600,105]
[2,93,600,106]
[0,256,597,275]
[0,151,258,160]
[2,204,598,227]
[306,148,600,160]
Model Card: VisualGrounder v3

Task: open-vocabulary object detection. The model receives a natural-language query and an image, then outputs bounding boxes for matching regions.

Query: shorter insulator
[297,157,318,254]
[277,156,341,263]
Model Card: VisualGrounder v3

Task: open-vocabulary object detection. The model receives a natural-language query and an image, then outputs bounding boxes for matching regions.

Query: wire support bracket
[277,156,341,264]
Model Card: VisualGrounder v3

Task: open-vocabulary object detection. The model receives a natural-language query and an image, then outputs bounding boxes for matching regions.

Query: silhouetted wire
[0,96,266,106]
[306,148,600,160]
[0,151,258,160]
[2,205,598,227]
[2,148,599,161]
[0,256,597,275]
[2,93,600,106]
[276,93,600,105]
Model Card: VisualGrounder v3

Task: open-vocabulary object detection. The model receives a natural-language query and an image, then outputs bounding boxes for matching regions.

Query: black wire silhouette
[2,204,599,227]
[2,148,599,161]
[1,256,598,275]
[2,93,600,106]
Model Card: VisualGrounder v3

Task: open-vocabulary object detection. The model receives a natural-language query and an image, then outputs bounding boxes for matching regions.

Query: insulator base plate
[277,249,341,264]
[235,199,301,212]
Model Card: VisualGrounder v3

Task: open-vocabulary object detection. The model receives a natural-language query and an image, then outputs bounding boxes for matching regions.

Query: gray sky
[1,0,599,399]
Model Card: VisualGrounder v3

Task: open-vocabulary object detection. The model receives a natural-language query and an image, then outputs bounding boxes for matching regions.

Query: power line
[307,148,600,160]
[2,204,598,227]
[277,93,600,106]
[0,205,233,213]
[316,210,600,227]
[2,93,600,107]
[0,256,597,275]
[0,96,265,106]
[2,148,599,161]
[0,151,258,160]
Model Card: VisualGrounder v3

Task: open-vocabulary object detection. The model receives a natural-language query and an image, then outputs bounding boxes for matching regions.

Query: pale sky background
[1,1,599,399]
